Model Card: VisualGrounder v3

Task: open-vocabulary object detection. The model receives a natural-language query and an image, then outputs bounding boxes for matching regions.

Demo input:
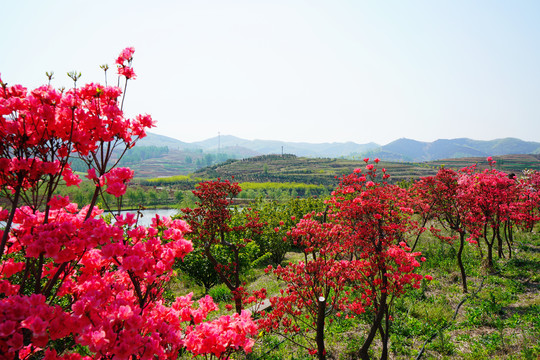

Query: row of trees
[118,146,169,165]
[176,159,539,359]
[409,161,539,293]
[70,146,169,173]
[49,177,329,212]
[54,181,174,209]
[178,164,427,359]
[236,185,330,200]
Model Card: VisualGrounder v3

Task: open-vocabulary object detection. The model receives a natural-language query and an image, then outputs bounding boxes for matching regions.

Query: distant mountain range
[138,133,540,162]
[361,138,540,162]
[191,135,379,158]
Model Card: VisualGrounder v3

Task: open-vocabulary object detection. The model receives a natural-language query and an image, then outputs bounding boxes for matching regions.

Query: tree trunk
[379,304,389,360]
[485,230,495,270]
[0,183,22,259]
[233,247,243,314]
[496,226,505,259]
[457,232,468,293]
[487,244,494,269]
[204,245,243,314]
[505,221,513,259]
[316,296,327,360]
[234,294,243,315]
[411,217,429,252]
[358,292,387,360]
[85,186,101,220]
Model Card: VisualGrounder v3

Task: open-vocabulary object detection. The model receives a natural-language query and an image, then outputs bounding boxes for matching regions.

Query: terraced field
[429,154,540,175]
[193,153,540,186]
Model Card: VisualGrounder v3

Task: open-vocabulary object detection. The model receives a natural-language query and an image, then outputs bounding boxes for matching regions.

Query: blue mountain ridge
[138,133,540,162]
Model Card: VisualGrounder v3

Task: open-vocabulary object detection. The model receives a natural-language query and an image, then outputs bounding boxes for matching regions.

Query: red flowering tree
[260,161,426,360]
[515,169,540,232]
[182,179,263,314]
[411,166,474,292]
[0,49,257,359]
[329,161,425,360]
[458,160,520,268]
[260,217,361,360]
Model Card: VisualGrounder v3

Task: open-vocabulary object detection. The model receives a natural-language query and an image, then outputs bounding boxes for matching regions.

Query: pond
[110,208,180,227]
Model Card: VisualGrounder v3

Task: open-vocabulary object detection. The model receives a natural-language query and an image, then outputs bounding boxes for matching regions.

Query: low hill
[194,153,540,187]
[192,135,379,158]
[125,148,253,178]
[136,132,197,150]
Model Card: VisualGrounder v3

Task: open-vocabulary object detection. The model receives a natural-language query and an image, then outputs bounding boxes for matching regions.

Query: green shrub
[208,284,232,302]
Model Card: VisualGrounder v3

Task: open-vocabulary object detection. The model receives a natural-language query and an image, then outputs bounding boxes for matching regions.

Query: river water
[111,208,180,227]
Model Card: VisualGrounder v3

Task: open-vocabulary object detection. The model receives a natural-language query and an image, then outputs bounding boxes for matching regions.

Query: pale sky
[1,1,539,145]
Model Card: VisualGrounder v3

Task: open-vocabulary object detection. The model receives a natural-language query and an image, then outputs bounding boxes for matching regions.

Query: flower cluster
[0,49,258,359]
[116,46,136,79]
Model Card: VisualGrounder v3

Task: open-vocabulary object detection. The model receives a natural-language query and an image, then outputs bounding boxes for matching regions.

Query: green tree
[177,247,225,293]
[252,198,325,264]
[135,188,146,204]
[147,189,158,205]
[174,190,184,203]
[158,190,169,204]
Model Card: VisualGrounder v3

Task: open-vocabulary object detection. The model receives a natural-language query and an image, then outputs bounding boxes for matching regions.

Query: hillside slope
[192,135,380,158]
[194,154,540,186]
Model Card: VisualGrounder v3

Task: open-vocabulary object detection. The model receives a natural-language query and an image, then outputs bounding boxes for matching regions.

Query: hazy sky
[1,1,539,145]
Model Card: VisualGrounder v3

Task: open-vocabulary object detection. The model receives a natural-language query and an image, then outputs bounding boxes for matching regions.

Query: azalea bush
[457,160,520,269]
[517,169,540,231]
[410,166,474,292]
[260,160,428,360]
[0,49,257,359]
[411,158,533,290]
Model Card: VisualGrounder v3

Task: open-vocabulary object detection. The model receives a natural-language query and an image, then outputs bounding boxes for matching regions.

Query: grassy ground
[172,228,540,359]
[384,230,540,360]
